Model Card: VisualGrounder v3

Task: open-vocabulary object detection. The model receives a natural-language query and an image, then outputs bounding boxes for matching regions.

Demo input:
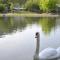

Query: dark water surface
[0,16,60,60]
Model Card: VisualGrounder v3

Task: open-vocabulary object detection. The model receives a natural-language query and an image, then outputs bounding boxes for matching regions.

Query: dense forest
[0,0,60,13]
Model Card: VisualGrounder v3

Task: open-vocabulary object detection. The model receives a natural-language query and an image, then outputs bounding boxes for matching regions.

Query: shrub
[48,0,57,13]
[0,4,5,13]
[29,4,40,13]
[10,3,14,11]
[24,0,32,10]
[39,0,49,12]
[24,0,57,13]
[7,3,13,12]
[39,0,57,13]
[24,0,40,13]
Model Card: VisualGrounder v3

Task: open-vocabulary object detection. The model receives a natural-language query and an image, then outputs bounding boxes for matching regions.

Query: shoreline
[0,13,59,17]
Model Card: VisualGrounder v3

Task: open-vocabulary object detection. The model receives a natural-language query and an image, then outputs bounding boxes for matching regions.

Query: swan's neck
[34,32,40,60]
[34,36,40,60]
[35,37,40,56]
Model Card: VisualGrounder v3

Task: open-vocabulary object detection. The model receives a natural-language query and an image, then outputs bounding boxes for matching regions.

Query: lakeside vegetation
[0,13,59,17]
[24,0,57,13]
[0,0,60,14]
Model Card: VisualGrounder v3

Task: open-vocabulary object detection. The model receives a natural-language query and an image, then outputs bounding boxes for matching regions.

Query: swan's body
[39,47,60,59]
[34,32,60,60]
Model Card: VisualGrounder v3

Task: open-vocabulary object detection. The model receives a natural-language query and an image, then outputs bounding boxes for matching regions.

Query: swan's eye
[36,32,39,36]
[36,32,39,37]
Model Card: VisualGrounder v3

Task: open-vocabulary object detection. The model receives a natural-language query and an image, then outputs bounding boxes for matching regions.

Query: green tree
[0,4,5,13]
[38,0,49,12]
[24,0,40,12]
[38,0,57,12]
[24,0,57,13]
[48,0,57,12]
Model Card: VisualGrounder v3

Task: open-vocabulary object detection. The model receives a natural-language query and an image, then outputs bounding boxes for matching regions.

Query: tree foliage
[39,0,57,12]
[24,0,40,12]
[48,0,57,12]
[0,0,59,13]
[39,0,49,12]
[0,4,5,13]
[24,0,57,13]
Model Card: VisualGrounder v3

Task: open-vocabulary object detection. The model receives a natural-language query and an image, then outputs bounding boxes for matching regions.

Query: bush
[39,0,57,13]
[0,4,5,13]
[24,0,32,10]
[27,4,40,13]
[24,0,40,13]
[10,3,13,11]
[48,0,57,13]
[39,0,49,12]
[24,0,57,13]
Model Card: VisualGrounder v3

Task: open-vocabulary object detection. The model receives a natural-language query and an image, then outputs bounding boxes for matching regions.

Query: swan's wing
[58,59,60,60]
[57,47,60,53]
[56,47,60,58]
[39,48,57,59]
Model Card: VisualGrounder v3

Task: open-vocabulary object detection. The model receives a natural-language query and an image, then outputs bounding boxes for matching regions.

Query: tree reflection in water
[38,17,56,34]
[0,16,57,37]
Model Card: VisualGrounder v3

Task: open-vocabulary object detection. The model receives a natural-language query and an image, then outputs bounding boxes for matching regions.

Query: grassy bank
[0,13,59,17]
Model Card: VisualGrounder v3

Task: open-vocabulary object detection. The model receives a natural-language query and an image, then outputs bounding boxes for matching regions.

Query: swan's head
[35,32,40,38]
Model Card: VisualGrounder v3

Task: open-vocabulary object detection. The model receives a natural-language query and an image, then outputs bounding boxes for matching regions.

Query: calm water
[0,16,60,60]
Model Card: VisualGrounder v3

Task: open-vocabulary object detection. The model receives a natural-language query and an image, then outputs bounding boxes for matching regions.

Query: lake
[0,16,60,60]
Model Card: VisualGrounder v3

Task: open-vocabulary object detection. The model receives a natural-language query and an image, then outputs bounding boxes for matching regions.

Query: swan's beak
[35,36,37,38]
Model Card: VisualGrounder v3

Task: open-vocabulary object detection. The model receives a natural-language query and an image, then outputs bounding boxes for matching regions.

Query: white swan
[34,32,60,60]
[39,47,60,60]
